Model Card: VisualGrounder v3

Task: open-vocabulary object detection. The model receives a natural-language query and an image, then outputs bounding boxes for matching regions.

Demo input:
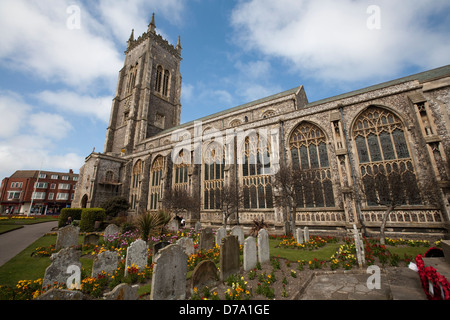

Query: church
[72,15,450,239]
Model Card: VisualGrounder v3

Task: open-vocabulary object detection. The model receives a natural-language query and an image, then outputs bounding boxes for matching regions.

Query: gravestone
[35,288,84,300]
[199,227,214,251]
[195,221,202,232]
[153,241,170,256]
[104,283,139,300]
[257,229,270,264]
[231,226,244,245]
[215,227,226,246]
[42,247,82,288]
[104,224,120,239]
[244,236,257,271]
[168,219,179,232]
[303,226,310,243]
[191,260,218,292]
[92,250,119,277]
[55,225,79,250]
[296,228,304,245]
[220,236,241,281]
[150,244,188,300]
[125,239,148,276]
[177,237,195,256]
[83,233,100,246]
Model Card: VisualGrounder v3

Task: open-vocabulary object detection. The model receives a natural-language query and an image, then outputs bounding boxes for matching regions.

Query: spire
[176,36,182,53]
[128,29,135,43]
[148,13,156,33]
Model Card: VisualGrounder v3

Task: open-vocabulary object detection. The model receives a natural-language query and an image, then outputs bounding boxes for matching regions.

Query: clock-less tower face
[104,14,182,156]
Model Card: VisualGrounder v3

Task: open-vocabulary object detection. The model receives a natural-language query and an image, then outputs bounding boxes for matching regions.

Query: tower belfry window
[155,66,163,93]
[163,70,170,96]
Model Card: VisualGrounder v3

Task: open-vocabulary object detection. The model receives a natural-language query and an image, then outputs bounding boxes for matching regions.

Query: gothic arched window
[289,122,335,208]
[149,156,164,211]
[130,160,143,210]
[241,133,273,209]
[155,66,163,93]
[203,142,225,210]
[162,70,170,96]
[173,150,189,191]
[352,106,421,206]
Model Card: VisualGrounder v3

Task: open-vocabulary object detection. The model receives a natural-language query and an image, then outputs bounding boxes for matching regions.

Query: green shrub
[58,208,82,227]
[79,208,106,232]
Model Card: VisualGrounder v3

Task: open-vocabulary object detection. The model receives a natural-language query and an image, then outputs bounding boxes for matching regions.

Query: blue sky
[0,0,449,180]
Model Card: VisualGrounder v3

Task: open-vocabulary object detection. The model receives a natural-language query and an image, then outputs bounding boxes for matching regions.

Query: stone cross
[150,244,188,300]
[352,224,365,268]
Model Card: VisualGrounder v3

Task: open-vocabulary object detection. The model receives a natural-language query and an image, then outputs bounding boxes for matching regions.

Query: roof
[8,170,78,179]
[158,86,302,136]
[307,64,450,108]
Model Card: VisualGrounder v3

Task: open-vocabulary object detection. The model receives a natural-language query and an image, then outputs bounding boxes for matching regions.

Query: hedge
[58,208,82,228]
[79,208,107,232]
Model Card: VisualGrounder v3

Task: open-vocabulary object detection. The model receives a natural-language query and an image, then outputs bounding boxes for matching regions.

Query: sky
[0,0,449,180]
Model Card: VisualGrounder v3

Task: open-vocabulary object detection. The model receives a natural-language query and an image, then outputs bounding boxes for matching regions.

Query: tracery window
[163,70,170,96]
[149,156,164,211]
[242,133,273,209]
[130,160,143,210]
[155,66,163,93]
[155,66,170,97]
[352,106,421,206]
[203,142,225,210]
[289,122,335,208]
[173,150,189,191]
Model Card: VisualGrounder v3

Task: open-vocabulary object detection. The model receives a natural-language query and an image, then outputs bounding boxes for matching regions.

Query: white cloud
[35,90,112,123]
[0,91,83,179]
[231,0,450,83]
[0,0,123,90]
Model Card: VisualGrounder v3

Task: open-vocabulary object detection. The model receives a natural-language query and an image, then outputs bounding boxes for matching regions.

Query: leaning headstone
[296,228,303,245]
[42,247,82,288]
[220,236,240,281]
[215,227,226,246]
[153,241,170,256]
[199,227,214,251]
[125,239,148,276]
[92,250,119,277]
[244,236,257,271]
[191,260,218,292]
[257,229,270,264]
[35,288,83,300]
[55,225,79,250]
[104,224,120,239]
[83,233,100,246]
[177,237,195,256]
[231,226,244,245]
[150,244,188,300]
[104,283,139,300]
[303,226,310,243]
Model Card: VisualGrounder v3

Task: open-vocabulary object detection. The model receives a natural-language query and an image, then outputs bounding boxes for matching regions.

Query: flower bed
[415,254,450,300]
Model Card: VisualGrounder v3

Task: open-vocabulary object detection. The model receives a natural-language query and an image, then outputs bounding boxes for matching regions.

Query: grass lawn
[0,235,93,287]
[0,225,23,234]
[269,239,341,262]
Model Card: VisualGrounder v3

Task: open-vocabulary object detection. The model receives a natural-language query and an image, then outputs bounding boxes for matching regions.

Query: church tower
[104,13,182,156]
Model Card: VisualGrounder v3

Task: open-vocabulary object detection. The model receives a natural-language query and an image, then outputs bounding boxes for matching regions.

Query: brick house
[0,170,79,215]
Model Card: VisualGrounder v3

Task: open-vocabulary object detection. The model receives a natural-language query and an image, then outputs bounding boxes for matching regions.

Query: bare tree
[218,182,244,228]
[163,187,200,226]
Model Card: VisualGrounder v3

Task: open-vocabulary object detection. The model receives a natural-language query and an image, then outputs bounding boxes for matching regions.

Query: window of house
[7,191,21,200]
[352,106,421,206]
[34,182,48,189]
[48,193,54,200]
[51,175,59,179]
[39,173,47,179]
[162,70,170,96]
[62,176,69,181]
[58,184,71,190]
[289,122,335,208]
[32,192,46,200]
[56,193,69,200]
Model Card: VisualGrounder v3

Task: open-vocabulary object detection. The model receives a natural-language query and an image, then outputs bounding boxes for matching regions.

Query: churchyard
[0,220,448,300]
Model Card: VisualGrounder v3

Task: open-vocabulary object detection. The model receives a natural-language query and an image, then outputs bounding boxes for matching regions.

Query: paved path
[0,221,58,267]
